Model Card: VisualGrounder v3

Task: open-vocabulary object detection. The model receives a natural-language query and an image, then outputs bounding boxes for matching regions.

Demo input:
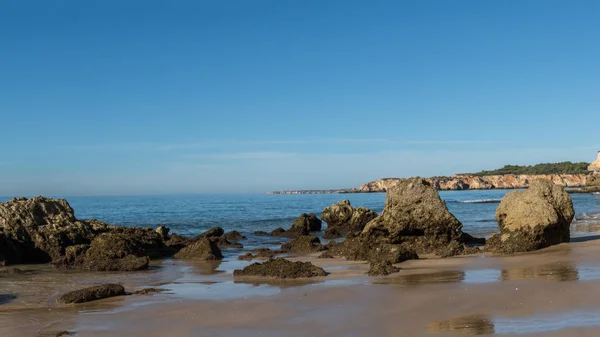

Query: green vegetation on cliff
[466,161,590,176]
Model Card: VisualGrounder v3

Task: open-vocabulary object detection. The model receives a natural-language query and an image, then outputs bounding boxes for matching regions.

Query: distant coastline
[268,173,589,195]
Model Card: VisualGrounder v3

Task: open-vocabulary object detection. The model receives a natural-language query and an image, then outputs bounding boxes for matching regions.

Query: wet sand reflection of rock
[429,315,495,335]
[501,263,579,282]
[378,270,465,286]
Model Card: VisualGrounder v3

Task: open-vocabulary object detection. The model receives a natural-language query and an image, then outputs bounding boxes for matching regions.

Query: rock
[321,200,378,238]
[0,267,24,275]
[238,253,256,261]
[223,230,246,241]
[253,231,270,236]
[362,178,472,256]
[58,284,125,304]
[165,234,193,250]
[270,227,307,238]
[238,248,281,260]
[132,288,166,296]
[280,235,323,254]
[0,197,112,265]
[173,238,223,260]
[210,236,243,249]
[290,213,322,233]
[197,227,225,239]
[56,331,74,337]
[327,235,418,264]
[588,151,600,173]
[318,251,334,259]
[486,179,575,254]
[367,261,400,276]
[233,258,326,279]
[155,225,170,241]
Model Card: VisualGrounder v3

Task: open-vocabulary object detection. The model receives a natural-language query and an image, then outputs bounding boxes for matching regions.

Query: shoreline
[7,236,600,336]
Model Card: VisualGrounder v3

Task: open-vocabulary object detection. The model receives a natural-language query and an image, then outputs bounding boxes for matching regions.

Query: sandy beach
[2,235,600,337]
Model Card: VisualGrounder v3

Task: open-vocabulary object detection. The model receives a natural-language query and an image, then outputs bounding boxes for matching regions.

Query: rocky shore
[269,173,589,194]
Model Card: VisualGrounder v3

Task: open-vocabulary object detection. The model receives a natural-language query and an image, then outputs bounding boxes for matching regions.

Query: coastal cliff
[358,174,588,192]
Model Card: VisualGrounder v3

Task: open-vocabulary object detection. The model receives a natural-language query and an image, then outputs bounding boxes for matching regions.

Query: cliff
[358,174,588,192]
[589,152,600,173]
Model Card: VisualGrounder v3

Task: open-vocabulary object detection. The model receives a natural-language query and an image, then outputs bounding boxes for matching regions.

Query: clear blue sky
[1,0,599,195]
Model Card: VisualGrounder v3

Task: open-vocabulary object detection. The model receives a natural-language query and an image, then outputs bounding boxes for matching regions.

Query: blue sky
[1,0,599,195]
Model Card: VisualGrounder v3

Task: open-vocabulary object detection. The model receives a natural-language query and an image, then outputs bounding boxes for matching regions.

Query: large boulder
[290,213,322,233]
[361,178,471,256]
[486,179,574,253]
[280,235,323,254]
[53,231,153,271]
[327,234,418,264]
[0,197,112,265]
[173,238,223,260]
[233,258,326,279]
[321,200,377,238]
[58,284,125,304]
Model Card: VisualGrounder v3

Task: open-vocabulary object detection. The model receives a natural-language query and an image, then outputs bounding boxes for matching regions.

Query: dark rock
[197,227,225,239]
[233,258,326,279]
[253,231,270,236]
[155,225,170,241]
[210,236,243,249]
[173,238,223,260]
[132,288,166,296]
[486,179,574,254]
[56,331,74,337]
[321,200,377,238]
[280,235,323,254]
[58,284,125,304]
[327,236,418,264]
[165,234,193,250]
[238,248,282,260]
[367,261,400,276]
[238,253,256,261]
[318,251,334,259]
[290,213,322,233]
[461,232,486,245]
[0,197,112,265]
[224,230,246,241]
[270,227,305,238]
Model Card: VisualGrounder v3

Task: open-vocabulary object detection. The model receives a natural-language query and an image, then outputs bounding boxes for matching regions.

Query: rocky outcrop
[233,258,326,279]
[238,248,281,261]
[290,213,322,232]
[589,152,600,173]
[359,174,588,192]
[367,261,400,276]
[58,284,125,304]
[362,178,472,256]
[173,238,223,260]
[223,230,246,241]
[0,197,112,265]
[486,179,574,254]
[280,235,323,254]
[321,200,377,238]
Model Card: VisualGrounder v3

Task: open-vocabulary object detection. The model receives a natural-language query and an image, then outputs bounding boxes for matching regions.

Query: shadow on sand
[0,294,17,305]
[570,235,600,243]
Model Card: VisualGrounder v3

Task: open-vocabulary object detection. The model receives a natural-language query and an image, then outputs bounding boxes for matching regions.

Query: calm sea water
[2,190,599,239]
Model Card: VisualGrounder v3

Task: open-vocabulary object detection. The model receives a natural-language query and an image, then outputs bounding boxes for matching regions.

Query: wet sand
[5,238,600,336]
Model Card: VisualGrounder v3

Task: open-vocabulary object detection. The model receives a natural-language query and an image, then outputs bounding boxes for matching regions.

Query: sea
[2,190,599,240]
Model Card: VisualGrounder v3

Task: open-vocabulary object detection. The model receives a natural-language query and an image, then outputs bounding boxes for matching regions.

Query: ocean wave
[456,199,502,204]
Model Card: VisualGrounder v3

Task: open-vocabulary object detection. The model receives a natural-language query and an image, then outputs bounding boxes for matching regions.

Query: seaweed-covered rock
[173,238,223,260]
[238,248,280,260]
[165,233,193,250]
[53,232,152,271]
[155,225,170,241]
[253,230,270,236]
[224,230,246,241]
[280,235,323,254]
[58,284,125,304]
[197,227,225,239]
[367,261,400,276]
[210,236,243,249]
[318,251,334,259]
[270,226,307,238]
[321,200,377,238]
[327,235,418,264]
[0,197,112,265]
[486,179,574,254]
[362,178,472,256]
[233,258,326,279]
[290,213,322,233]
